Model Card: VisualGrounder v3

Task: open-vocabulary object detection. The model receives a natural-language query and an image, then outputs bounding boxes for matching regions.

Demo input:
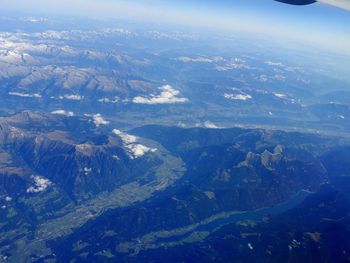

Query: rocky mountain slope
[44,124,350,262]
[0,112,185,261]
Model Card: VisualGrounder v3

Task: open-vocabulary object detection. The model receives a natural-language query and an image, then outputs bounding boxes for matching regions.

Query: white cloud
[265,61,283,67]
[113,129,137,144]
[176,56,223,63]
[83,167,92,175]
[204,121,221,129]
[112,129,157,159]
[23,17,48,23]
[51,110,74,117]
[259,75,269,82]
[248,243,254,250]
[215,58,250,71]
[132,85,188,105]
[58,94,83,101]
[8,92,41,98]
[224,93,252,101]
[177,121,187,128]
[92,114,109,127]
[125,144,157,159]
[98,96,119,104]
[27,175,52,193]
[274,93,286,98]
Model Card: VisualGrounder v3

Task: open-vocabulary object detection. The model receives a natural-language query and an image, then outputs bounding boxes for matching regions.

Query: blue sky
[1,0,350,53]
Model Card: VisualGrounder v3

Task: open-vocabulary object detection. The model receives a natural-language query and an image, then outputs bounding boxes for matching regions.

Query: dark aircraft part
[274,0,317,5]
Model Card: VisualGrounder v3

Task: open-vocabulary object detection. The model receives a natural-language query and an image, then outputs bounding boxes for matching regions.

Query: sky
[1,0,350,53]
